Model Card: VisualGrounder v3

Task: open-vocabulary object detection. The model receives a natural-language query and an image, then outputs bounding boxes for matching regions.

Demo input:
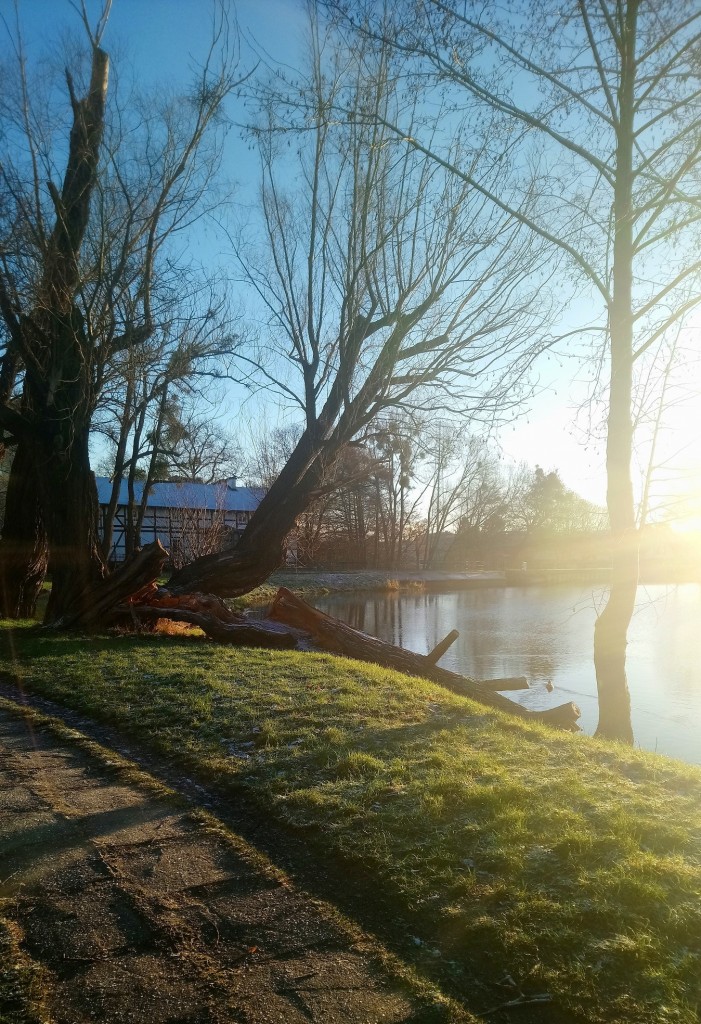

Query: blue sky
[9,0,701,516]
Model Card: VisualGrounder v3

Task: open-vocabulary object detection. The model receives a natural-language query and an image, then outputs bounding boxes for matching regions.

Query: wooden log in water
[479,676,530,690]
[268,588,580,731]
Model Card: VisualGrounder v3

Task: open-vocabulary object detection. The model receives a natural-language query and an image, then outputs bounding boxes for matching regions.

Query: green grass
[2,621,701,1022]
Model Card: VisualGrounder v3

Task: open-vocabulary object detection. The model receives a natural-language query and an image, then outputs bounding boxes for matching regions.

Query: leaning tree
[166,16,555,598]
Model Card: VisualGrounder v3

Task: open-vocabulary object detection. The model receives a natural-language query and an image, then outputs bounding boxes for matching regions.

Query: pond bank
[262,565,699,597]
[270,568,505,593]
[257,567,613,601]
[234,569,501,610]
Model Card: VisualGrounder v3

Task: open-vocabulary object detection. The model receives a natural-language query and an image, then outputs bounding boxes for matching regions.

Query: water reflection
[314,584,701,766]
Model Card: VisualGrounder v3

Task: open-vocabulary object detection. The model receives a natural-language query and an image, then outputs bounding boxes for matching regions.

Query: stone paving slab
[0,706,433,1024]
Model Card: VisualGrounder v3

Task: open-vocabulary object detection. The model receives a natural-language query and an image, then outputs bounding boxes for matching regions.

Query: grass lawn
[2,621,700,1023]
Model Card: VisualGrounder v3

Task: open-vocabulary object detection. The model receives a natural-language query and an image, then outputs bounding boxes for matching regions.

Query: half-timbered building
[96,476,264,564]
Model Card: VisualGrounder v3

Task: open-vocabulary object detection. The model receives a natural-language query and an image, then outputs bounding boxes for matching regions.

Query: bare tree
[168,13,552,597]
[505,465,605,534]
[96,309,239,560]
[632,325,701,528]
[155,407,242,485]
[167,500,232,571]
[335,0,701,741]
[420,429,506,568]
[0,4,245,620]
[361,417,422,569]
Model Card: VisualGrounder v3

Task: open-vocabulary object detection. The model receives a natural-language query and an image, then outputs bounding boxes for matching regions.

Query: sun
[669,516,701,535]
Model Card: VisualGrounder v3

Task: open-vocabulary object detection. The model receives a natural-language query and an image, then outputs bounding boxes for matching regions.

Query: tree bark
[100,375,135,561]
[593,3,637,745]
[41,421,106,623]
[426,629,460,664]
[0,412,106,624]
[0,438,48,618]
[0,46,110,624]
[593,567,636,742]
[167,426,334,596]
[54,540,168,631]
[131,604,297,648]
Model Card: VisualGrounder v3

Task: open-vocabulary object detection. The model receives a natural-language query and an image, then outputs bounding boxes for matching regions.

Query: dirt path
[0,703,441,1024]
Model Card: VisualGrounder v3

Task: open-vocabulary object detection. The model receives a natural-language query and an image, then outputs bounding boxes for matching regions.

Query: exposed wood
[52,540,169,631]
[124,586,298,648]
[141,590,244,624]
[269,588,580,731]
[129,605,297,648]
[478,676,529,691]
[426,629,459,665]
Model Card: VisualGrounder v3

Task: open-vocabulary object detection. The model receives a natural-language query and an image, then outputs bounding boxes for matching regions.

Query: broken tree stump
[426,629,460,665]
[53,541,170,631]
[269,587,580,731]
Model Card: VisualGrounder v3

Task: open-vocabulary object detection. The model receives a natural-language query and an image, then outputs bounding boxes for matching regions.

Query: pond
[314,584,701,766]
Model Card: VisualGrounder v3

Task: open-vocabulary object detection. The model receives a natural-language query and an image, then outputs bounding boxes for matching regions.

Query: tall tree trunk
[0,438,48,618]
[101,476,122,564]
[0,47,109,622]
[40,417,106,624]
[134,384,169,548]
[593,4,637,744]
[355,492,366,566]
[101,376,135,561]
[124,398,147,560]
[373,476,381,568]
[593,552,637,743]
[23,318,107,625]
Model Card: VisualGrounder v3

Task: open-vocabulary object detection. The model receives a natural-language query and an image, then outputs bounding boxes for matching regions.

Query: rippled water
[314,584,701,765]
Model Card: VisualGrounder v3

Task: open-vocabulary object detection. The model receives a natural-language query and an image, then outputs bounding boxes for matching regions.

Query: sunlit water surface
[313,584,701,765]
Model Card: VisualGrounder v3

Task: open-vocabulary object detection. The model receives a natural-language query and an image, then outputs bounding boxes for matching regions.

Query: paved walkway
[0,704,433,1024]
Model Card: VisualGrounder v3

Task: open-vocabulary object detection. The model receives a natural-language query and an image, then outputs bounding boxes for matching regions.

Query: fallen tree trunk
[129,604,297,648]
[269,588,580,731]
[136,590,244,624]
[45,548,577,722]
[45,542,298,649]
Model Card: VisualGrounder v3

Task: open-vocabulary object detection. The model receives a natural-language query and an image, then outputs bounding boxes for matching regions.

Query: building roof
[95,477,265,513]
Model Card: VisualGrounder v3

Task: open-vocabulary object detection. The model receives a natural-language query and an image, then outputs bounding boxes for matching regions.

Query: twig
[484,993,553,1015]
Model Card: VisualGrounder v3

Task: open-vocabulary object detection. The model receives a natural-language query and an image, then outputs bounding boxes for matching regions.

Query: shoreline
[265,567,698,597]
